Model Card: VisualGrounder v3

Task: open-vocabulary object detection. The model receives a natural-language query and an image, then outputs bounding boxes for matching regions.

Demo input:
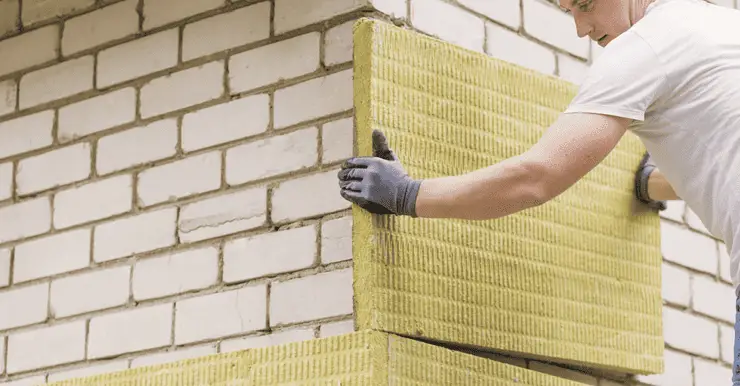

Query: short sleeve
[564,30,668,122]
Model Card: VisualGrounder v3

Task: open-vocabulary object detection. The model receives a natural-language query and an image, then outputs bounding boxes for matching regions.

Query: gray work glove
[635,151,666,211]
[337,130,422,217]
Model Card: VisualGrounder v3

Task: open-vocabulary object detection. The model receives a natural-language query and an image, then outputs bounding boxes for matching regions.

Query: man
[337,0,740,382]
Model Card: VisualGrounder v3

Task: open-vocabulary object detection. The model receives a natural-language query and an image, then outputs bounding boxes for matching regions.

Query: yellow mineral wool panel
[352,18,663,375]
[44,331,586,386]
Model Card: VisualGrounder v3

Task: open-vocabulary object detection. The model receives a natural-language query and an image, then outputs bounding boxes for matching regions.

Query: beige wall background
[0,0,734,385]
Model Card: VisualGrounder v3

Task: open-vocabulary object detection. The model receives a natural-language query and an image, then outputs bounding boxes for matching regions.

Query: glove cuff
[635,153,667,211]
[401,179,422,217]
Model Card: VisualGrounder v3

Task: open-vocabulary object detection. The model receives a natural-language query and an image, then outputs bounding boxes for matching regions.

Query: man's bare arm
[648,169,681,201]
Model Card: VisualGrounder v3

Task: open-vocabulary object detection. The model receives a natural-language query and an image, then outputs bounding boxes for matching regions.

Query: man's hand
[337,130,422,216]
[634,152,667,211]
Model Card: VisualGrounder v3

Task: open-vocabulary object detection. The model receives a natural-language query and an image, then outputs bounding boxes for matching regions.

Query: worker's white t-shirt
[564,0,740,290]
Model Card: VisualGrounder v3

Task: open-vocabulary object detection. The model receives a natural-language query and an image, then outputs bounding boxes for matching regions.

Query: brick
[0,336,3,373]
[685,206,713,237]
[143,0,224,30]
[324,21,353,66]
[274,0,366,34]
[14,228,91,283]
[0,248,9,288]
[0,25,58,78]
[0,197,51,244]
[0,110,53,159]
[229,33,320,94]
[19,55,94,109]
[22,0,94,25]
[662,263,690,306]
[96,118,178,175]
[93,208,177,262]
[220,327,314,352]
[720,324,734,365]
[694,358,732,386]
[0,162,11,201]
[661,221,718,274]
[174,285,268,344]
[132,246,219,301]
[183,2,270,61]
[178,187,267,243]
[522,0,589,59]
[273,69,353,129]
[0,282,48,331]
[457,0,520,29]
[51,266,130,318]
[6,321,86,374]
[321,216,352,264]
[47,360,129,383]
[271,169,350,223]
[97,29,179,89]
[411,0,485,53]
[719,242,732,283]
[319,320,354,337]
[223,225,316,283]
[692,275,735,323]
[130,345,217,368]
[270,268,353,325]
[62,0,138,56]
[16,143,91,195]
[140,60,224,119]
[0,375,47,386]
[557,54,589,86]
[225,127,318,185]
[58,87,136,142]
[663,306,719,358]
[322,118,353,164]
[635,349,693,386]
[370,0,405,17]
[0,79,17,117]
[181,94,269,152]
[53,174,133,229]
[137,151,221,206]
[485,22,556,75]
[660,199,685,223]
[0,0,18,36]
[528,362,597,385]
[88,304,173,359]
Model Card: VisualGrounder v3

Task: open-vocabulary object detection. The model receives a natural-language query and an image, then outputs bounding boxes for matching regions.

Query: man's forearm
[414,156,548,220]
[648,169,681,201]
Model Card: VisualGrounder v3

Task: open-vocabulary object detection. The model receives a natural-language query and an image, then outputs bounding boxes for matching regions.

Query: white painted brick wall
[0,197,51,244]
[663,306,719,358]
[19,55,94,109]
[271,169,350,223]
[692,275,735,324]
[319,320,354,337]
[142,0,224,31]
[486,22,556,75]
[140,60,224,119]
[661,263,690,307]
[0,248,10,288]
[53,174,133,229]
[6,321,86,374]
[228,32,321,94]
[220,327,315,352]
[720,324,735,364]
[57,87,136,142]
[225,127,318,185]
[132,246,219,301]
[370,0,406,17]
[0,283,49,331]
[693,358,732,385]
[47,360,128,383]
[635,349,693,386]
[661,220,719,274]
[0,1,18,37]
[129,345,217,368]
[181,94,269,152]
[557,53,590,85]
[321,216,352,264]
[457,0,520,29]
[50,266,130,318]
[22,0,94,26]
[93,208,176,262]
[0,80,17,117]
[270,268,353,326]
[0,375,47,386]
[182,2,270,62]
[61,0,138,56]
[177,187,267,243]
[16,143,91,195]
[88,304,173,359]
[137,151,221,206]
[0,110,54,159]
[273,69,353,129]
[411,0,485,53]
[13,228,90,283]
[324,21,353,66]
[322,118,353,164]
[0,162,11,201]
[97,29,179,89]
[173,285,267,344]
[223,225,316,283]
[0,26,58,78]
[274,0,366,34]
[96,119,178,175]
